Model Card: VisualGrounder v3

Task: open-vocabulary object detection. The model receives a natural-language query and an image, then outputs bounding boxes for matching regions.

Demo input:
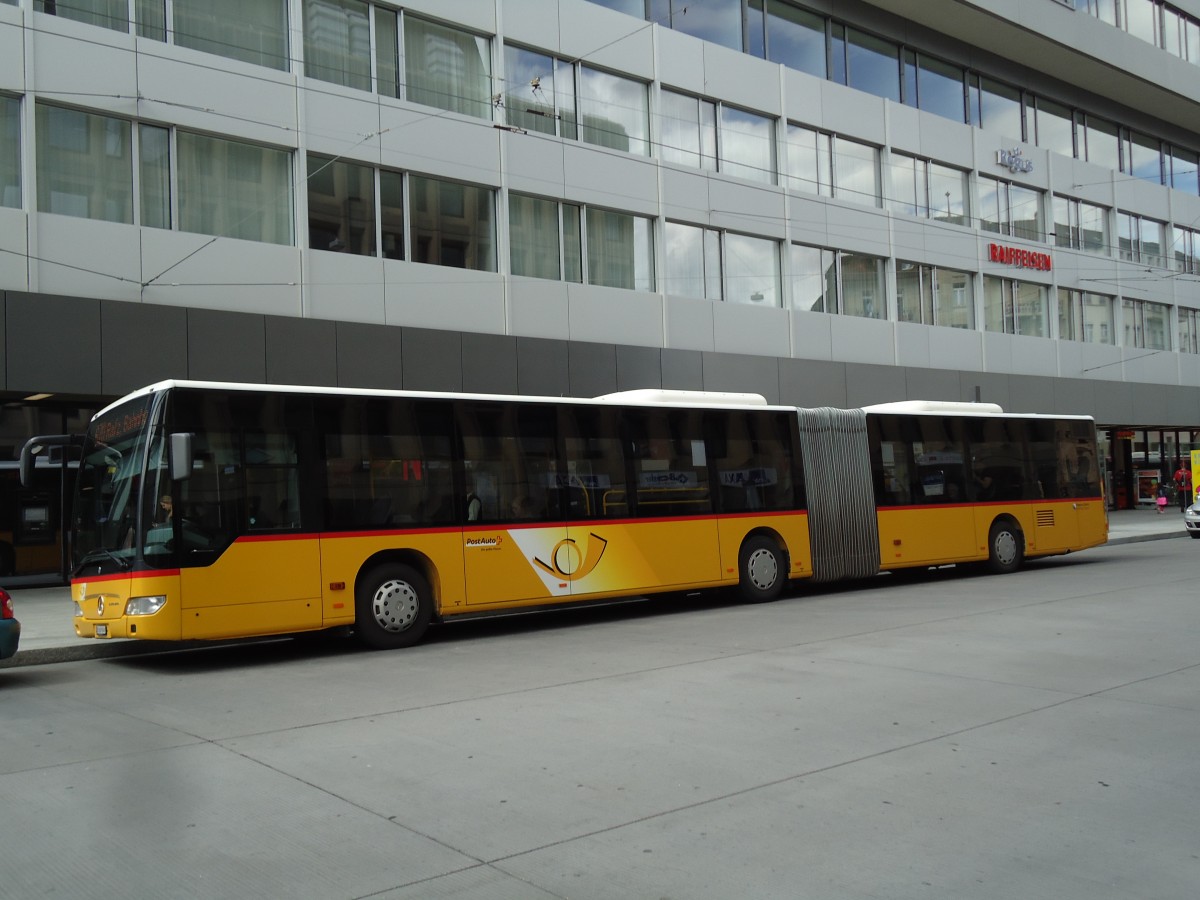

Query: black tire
[738,535,786,603]
[986,520,1024,574]
[355,563,433,649]
[0,543,13,577]
[1189,531,1200,540]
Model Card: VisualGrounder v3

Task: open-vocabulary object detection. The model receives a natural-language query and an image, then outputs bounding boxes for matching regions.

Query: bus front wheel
[355,564,433,649]
[739,536,786,603]
[987,520,1024,574]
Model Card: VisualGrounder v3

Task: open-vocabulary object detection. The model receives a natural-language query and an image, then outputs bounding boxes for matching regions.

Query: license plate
[95,624,109,638]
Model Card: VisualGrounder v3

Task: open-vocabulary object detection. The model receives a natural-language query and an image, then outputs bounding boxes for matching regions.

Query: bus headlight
[125,595,166,616]
[73,601,83,617]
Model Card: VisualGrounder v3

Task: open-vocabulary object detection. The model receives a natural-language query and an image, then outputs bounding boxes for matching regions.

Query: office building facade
[0,0,1197,579]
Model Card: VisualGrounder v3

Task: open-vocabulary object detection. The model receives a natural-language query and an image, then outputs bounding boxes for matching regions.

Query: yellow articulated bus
[21,382,1107,650]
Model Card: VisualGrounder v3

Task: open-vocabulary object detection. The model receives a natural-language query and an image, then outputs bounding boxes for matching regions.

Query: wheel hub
[746,547,779,591]
[372,579,420,633]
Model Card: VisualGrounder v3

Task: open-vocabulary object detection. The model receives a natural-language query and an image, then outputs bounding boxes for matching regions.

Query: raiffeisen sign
[988,243,1052,271]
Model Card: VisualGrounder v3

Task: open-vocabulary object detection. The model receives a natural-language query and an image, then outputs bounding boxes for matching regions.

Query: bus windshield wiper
[78,548,131,571]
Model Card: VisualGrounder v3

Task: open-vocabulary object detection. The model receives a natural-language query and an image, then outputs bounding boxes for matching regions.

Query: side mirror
[169,433,194,481]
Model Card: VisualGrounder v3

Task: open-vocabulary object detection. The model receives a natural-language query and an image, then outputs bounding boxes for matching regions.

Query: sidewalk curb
[2,530,1186,669]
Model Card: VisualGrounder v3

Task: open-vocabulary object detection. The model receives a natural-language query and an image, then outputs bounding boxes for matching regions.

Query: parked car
[1185,499,1200,539]
[0,588,19,659]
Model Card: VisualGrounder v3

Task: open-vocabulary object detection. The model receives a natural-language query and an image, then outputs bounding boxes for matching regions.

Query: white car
[1185,499,1200,539]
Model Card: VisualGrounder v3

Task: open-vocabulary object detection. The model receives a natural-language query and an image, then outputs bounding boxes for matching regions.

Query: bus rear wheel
[987,520,1024,574]
[739,536,786,603]
[355,564,433,649]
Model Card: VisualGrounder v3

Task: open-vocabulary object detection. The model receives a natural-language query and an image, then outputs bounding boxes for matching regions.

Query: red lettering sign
[988,243,1051,272]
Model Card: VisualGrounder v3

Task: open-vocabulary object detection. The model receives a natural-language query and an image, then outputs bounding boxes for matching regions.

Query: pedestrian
[1173,462,1192,511]
[1156,482,1169,514]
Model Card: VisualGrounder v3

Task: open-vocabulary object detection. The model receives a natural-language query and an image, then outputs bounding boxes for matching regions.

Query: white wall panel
[663,294,713,350]
[781,68,823,129]
[133,50,297,147]
[660,166,713,225]
[895,320,931,368]
[918,110,975,171]
[0,208,28,291]
[35,215,140,301]
[1008,333,1059,376]
[702,43,781,117]
[655,27,705,92]
[818,82,885,146]
[305,252,386,325]
[830,315,895,365]
[379,112,501,184]
[139,229,302,315]
[558,2,655,81]
[503,132,567,199]
[926,326,984,372]
[562,145,658,216]
[0,18,23,88]
[32,27,137,120]
[508,277,570,340]
[1124,345,1181,384]
[571,283,664,348]
[1113,176,1171,222]
[403,0,497,34]
[825,204,890,256]
[303,87,383,165]
[383,263,506,333]
[712,302,789,357]
[502,0,560,54]
[707,177,786,239]
[791,310,834,360]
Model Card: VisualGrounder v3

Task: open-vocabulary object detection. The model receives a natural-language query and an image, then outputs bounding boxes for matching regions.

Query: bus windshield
[72,393,158,573]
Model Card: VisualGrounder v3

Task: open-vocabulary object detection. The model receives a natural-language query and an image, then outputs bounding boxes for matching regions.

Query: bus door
[459,403,568,606]
[558,406,721,601]
[169,394,322,637]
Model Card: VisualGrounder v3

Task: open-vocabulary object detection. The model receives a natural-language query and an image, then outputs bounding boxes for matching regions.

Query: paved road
[2,536,1198,899]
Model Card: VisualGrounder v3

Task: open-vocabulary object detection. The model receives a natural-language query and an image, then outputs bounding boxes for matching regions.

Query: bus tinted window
[625,408,712,517]
[710,411,799,513]
[965,417,1032,501]
[459,402,560,523]
[869,414,968,504]
[321,398,456,529]
[1058,420,1100,498]
[560,406,629,519]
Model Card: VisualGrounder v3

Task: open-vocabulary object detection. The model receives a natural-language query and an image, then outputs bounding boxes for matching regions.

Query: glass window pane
[765,0,825,78]
[833,137,879,206]
[1033,98,1074,157]
[304,0,371,91]
[719,106,775,183]
[1127,131,1162,183]
[1124,0,1156,43]
[379,169,404,259]
[785,124,830,195]
[660,90,702,168]
[178,132,292,244]
[979,78,1022,141]
[1014,281,1048,337]
[1170,147,1199,195]
[139,124,171,229]
[840,252,885,318]
[563,203,582,283]
[983,276,1011,334]
[664,222,709,299]
[307,153,376,255]
[36,104,133,224]
[929,162,967,225]
[1081,292,1114,344]
[978,176,1004,235]
[1084,116,1119,170]
[725,233,779,305]
[586,207,653,290]
[933,266,974,329]
[1144,301,1169,349]
[846,28,899,102]
[136,0,166,40]
[887,153,922,217]
[36,0,127,31]
[374,7,400,98]
[1052,195,1073,248]
[1117,212,1137,261]
[1140,217,1165,267]
[0,95,20,209]
[584,0,645,14]
[505,46,558,136]
[410,176,495,270]
[174,0,289,71]
[1080,202,1108,255]
[405,17,493,120]
[509,193,560,280]
[1009,184,1044,241]
[1058,288,1077,341]
[895,261,929,323]
[917,56,965,122]
[789,243,829,312]
[668,0,741,50]
[578,67,649,155]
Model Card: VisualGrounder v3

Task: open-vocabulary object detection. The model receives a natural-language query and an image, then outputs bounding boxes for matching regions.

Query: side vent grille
[1036,509,1056,528]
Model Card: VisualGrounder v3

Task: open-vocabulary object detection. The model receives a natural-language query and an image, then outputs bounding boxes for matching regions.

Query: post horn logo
[532,532,608,581]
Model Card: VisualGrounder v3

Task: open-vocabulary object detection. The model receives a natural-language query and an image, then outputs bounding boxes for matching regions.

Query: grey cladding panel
[101,301,188,394]
[6,293,102,394]
[568,342,618,399]
[660,348,704,391]
[904,368,960,403]
[845,363,906,407]
[402,328,462,392]
[701,352,780,403]
[463,332,517,395]
[516,336,568,396]
[187,308,266,383]
[266,316,337,387]
[335,321,404,389]
[615,345,661,391]
[779,358,847,408]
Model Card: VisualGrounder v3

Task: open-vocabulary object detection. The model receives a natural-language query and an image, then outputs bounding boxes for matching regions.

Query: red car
[0,589,20,660]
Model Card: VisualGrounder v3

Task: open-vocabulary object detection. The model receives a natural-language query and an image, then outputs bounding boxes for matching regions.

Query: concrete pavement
[2,508,1188,668]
